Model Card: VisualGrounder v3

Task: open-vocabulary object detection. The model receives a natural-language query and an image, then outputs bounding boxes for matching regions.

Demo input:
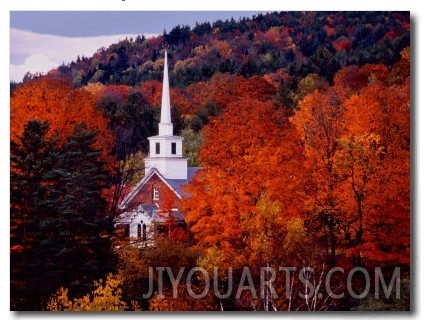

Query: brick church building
[114,51,200,244]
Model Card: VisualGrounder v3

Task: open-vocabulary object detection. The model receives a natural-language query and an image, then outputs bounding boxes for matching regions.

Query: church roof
[152,209,185,223]
[118,167,201,211]
[165,167,201,197]
[115,203,185,224]
[140,204,159,218]
[142,204,185,223]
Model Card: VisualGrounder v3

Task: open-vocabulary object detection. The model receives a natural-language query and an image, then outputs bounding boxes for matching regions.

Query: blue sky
[10,11,263,82]
[11,11,262,37]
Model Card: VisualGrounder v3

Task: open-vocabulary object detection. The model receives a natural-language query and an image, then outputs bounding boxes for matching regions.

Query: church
[114,51,200,244]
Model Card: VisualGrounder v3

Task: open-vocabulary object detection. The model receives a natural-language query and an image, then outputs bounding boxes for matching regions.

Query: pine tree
[55,122,113,298]
[11,121,115,310]
[10,120,59,310]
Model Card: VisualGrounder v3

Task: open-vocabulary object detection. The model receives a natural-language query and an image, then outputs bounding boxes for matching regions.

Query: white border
[2,1,422,319]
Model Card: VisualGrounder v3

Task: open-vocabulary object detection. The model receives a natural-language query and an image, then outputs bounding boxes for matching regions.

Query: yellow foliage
[401,47,410,61]
[47,273,132,311]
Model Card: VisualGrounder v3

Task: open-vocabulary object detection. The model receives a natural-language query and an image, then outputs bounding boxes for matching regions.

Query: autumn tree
[291,86,346,264]
[334,134,385,249]
[181,127,202,167]
[94,90,156,215]
[292,54,410,267]
[182,95,304,270]
[156,186,185,241]
[10,76,112,154]
[337,61,410,265]
[113,235,202,310]
[47,273,131,311]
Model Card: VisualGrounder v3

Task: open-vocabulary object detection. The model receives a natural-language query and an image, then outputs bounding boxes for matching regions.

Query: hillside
[46,11,410,87]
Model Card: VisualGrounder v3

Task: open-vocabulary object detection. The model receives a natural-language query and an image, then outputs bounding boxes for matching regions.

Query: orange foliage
[389,47,410,84]
[292,88,345,165]
[341,77,410,265]
[83,82,106,100]
[170,88,190,116]
[10,76,113,155]
[185,73,277,116]
[292,56,410,266]
[139,80,189,116]
[182,96,304,267]
[158,187,177,223]
[185,73,239,114]
[139,80,163,106]
[238,76,277,102]
[211,39,232,59]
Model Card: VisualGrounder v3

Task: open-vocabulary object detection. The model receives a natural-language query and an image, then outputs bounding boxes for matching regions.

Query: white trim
[119,168,182,210]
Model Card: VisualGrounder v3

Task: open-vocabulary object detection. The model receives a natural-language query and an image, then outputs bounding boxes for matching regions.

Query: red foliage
[139,80,162,106]
[324,25,335,37]
[101,85,131,104]
[332,38,352,51]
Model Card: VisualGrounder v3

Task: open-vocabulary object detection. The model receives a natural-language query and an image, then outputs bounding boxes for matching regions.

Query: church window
[171,142,176,155]
[153,187,160,200]
[143,224,147,241]
[155,142,160,154]
[137,224,142,238]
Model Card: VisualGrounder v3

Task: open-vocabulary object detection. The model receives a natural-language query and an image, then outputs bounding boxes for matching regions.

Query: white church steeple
[144,50,188,180]
[159,51,173,136]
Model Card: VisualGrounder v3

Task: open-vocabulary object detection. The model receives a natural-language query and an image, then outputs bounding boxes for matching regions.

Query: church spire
[145,49,188,180]
[158,50,173,136]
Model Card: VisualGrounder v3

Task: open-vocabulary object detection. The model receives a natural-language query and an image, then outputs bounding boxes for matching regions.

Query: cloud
[10,28,157,82]
[10,53,59,82]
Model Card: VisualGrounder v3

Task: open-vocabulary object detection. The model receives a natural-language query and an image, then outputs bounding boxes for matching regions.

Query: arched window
[137,223,142,238]
[142,223,147,241]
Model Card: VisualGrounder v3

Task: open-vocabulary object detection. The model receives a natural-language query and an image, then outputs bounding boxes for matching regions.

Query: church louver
[114,51,200,244]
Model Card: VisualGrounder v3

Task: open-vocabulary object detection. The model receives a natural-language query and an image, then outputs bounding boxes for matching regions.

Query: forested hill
[51,11,409,87]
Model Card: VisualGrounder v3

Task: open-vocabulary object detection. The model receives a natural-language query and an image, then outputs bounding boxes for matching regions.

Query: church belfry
[145,50,188,179]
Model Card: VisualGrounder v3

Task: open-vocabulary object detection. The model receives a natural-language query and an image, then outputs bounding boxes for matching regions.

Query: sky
[10,11,264,82]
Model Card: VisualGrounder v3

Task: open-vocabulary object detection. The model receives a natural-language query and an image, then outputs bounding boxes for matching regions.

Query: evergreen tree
[10,120,59,310]
[55,122,113,298]
[11,120,115,310]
